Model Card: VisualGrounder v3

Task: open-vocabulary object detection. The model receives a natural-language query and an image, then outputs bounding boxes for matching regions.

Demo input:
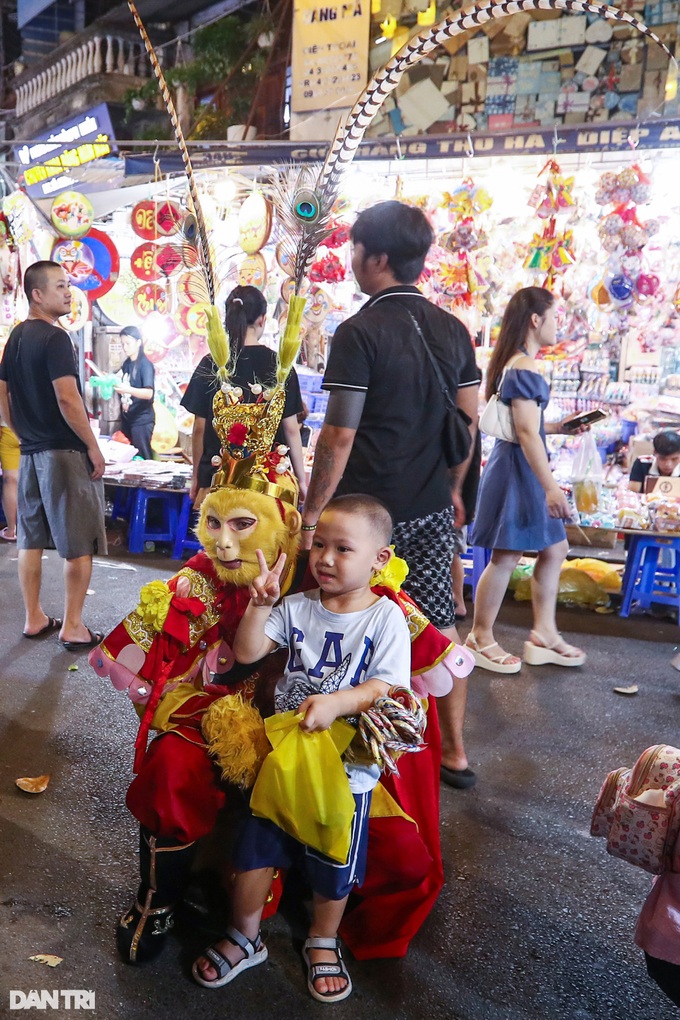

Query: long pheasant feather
[320,0,672,197]
[291,0,674,280]
[128,0,216,305]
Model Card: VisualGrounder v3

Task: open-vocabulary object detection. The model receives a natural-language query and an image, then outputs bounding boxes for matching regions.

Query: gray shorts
[452,525,468,557]
[18,449,107,559]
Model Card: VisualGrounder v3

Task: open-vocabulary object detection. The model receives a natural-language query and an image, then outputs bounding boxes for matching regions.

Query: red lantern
[133,284,168,318]
[131,242,161,282]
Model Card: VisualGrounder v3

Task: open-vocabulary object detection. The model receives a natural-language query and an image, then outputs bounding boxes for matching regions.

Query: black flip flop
[60,628,104,652]
[23,617,62,639]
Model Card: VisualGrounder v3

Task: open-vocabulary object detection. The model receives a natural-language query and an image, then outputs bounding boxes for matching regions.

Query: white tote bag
[479,354,525,444]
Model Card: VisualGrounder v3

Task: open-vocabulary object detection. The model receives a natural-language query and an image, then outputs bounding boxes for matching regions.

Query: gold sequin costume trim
[122,568,221,652]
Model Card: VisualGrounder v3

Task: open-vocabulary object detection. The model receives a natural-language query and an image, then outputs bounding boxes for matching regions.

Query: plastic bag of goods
[514,566,609,609]
[572,432,604,513]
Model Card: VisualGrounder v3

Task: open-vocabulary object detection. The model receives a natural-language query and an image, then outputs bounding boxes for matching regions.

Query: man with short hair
[301,200,480,788]
[0,260,106,648]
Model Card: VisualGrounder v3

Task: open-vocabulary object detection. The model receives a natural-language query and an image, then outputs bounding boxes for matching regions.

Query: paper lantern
[50,192,93,239]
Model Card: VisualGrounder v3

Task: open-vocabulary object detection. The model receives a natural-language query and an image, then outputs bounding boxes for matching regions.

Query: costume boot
[116,826,196,965]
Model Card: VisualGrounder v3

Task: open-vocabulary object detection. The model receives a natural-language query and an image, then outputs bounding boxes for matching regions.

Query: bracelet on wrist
[300,523,317,532]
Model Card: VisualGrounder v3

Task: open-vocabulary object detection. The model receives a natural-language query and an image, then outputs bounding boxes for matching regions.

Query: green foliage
[124,12,274,138]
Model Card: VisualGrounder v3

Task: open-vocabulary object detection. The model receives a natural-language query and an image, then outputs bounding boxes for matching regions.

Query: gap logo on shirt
[287,628,374,689]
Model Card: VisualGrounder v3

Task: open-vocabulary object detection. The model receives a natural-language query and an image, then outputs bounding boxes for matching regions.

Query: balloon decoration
[131,199,182,239]
[238,253,267,287]
[130,241,161,282]
[591,164,660,310]
[58,284,90,331]
[238,192,272,254]
[133,283,168,318]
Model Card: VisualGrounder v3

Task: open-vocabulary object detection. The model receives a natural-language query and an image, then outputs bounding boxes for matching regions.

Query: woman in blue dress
[467,287,586,674]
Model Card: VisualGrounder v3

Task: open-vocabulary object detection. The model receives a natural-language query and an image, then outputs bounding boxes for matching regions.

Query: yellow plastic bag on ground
[568,557,622,593]
[249,711,356,864]
[514,567,609,609]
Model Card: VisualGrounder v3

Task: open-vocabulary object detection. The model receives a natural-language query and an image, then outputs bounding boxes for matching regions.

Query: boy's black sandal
[302,936,353,1003]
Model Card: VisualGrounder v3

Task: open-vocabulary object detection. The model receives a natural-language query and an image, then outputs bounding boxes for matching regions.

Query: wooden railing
[15,33,153,117]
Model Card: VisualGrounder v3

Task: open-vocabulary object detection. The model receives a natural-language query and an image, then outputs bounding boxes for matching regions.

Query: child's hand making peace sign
[249,549,287,607]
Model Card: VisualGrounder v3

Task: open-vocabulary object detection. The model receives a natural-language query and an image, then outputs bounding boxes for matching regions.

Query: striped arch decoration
[304,0,674,283]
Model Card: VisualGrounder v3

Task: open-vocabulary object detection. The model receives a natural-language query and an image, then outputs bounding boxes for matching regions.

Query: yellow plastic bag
[249,711,357,864]
[514,567,609,609]
[568,557,622,594]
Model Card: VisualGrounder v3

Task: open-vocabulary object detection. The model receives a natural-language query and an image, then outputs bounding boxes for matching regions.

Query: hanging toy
[442,179,493,221]
[308,251,345,283]
[594,162,661,312]
[528,160,575,219]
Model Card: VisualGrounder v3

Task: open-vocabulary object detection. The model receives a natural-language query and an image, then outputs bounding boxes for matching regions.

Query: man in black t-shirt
[0,261,106,649]
[301,201,480,790]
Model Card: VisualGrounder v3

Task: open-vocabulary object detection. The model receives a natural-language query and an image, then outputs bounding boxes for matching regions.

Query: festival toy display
[524,160,575,291]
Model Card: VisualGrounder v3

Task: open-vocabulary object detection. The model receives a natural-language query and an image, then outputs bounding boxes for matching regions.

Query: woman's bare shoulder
[507,354,537,373]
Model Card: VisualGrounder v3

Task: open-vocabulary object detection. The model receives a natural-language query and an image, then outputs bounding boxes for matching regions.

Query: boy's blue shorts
[233,790,372,901]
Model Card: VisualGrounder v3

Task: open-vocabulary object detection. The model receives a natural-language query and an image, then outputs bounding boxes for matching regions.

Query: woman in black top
[115,326,155,460]
[181,285,306,504]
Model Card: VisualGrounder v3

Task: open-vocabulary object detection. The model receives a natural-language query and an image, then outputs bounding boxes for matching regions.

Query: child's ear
[373,545,392,570]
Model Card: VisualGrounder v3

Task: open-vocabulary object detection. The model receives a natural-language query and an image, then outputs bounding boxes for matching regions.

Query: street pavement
[1,541,679,1020]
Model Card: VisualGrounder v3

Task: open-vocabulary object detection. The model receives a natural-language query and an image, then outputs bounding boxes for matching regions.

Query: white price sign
[292,0,369,114]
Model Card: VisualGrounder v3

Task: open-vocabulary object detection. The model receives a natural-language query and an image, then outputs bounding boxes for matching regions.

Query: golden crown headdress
[206,298,305,508]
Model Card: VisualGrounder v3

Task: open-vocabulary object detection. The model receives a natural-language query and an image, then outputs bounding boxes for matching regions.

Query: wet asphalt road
[1,541,679,1020]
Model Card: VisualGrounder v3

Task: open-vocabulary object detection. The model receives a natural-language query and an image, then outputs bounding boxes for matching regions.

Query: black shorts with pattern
[392,505,456,630]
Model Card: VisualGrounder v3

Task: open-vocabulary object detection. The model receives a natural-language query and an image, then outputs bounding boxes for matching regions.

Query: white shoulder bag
[478,353,525,444]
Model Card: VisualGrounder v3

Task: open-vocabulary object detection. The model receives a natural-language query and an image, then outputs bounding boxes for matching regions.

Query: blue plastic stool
[619,534,680,618]
[461,545,492,600]
[172,493,202,560]
[111,486,134,522]
[127,488,183,554]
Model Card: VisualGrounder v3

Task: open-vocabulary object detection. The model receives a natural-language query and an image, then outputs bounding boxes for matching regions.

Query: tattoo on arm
[305,434,339,518]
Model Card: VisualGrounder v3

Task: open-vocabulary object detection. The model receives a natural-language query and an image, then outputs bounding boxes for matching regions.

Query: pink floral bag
[590,744,680,875]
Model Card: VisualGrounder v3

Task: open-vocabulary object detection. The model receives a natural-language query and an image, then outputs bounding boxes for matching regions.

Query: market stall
[4,124,680,568]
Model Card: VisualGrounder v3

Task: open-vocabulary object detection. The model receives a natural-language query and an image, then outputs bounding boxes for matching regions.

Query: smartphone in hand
[563,408,607,431]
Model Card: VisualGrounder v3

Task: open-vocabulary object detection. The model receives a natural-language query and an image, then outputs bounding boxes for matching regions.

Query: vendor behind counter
[628,430,680,493]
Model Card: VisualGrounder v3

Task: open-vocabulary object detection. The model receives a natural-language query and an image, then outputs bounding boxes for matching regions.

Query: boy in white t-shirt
[192,493,411,1003]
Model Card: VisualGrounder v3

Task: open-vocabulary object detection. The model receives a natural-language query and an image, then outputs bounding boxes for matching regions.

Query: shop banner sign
[125,118,680,176]
[14,104,116,199]
[291,0,369,114]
